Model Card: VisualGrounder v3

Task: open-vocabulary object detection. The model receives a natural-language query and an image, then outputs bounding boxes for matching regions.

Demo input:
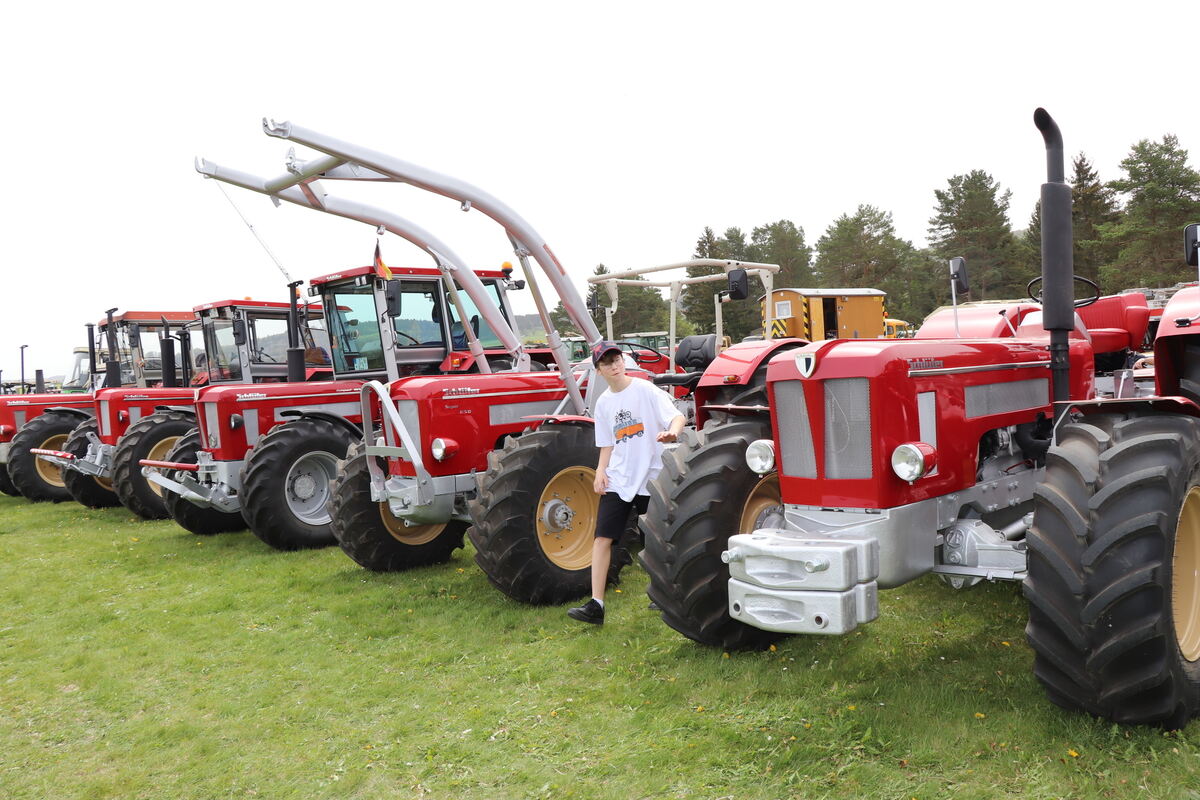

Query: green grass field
[2,495,1198,799]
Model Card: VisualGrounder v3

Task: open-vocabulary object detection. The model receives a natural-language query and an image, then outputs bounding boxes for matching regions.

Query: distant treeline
[550,135,1200,344]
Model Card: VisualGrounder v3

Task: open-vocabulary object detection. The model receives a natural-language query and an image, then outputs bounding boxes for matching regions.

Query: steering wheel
[1026,275,1101,309]
[395,331,420,345]
[616,341,666,364]
[254,348,279,363]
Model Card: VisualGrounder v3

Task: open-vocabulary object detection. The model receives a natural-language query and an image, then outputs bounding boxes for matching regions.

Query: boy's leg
[591,536,613,602]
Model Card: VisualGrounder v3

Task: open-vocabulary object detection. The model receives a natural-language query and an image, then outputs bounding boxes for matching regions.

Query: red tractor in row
[0,310,195,503]
[641,109,1200,728]
[36,297,330,519]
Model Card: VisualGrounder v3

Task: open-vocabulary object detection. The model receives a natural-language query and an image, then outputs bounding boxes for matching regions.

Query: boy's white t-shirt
[594,378,682,502]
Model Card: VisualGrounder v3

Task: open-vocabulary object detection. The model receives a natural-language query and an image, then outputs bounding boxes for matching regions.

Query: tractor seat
[652,371,703,391]
[675,334,718,371]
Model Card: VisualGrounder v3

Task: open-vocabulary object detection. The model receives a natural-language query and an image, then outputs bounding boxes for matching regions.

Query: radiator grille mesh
[964,378,1048,418]
[824,378,872,479]
[774,381,816,478]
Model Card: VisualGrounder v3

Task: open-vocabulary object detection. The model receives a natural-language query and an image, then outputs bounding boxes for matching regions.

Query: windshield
[201,320,244,382]
[250,316,290,364]
[61,351,91,392]
[329,284,386,373]
[445,282,507,350]
[391,280,445,347]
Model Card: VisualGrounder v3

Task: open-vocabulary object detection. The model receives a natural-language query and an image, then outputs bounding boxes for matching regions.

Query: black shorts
[595,492,650,543]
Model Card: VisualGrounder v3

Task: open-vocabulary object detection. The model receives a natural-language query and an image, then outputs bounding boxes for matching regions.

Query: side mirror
[232,318,247,346]
[1185,223,1199,268]
[586,290,599,312]
[950,257,970,296]
[727,268,749,301]
[384,279,403,316]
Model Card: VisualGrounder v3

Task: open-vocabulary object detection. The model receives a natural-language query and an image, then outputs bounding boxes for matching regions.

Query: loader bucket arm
[194,157,525,369]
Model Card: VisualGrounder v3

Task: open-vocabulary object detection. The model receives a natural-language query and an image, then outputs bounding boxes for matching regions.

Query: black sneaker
[567,599,605,625]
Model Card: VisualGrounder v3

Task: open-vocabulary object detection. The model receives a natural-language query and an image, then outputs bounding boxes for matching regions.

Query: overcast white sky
[2,0,1197,381]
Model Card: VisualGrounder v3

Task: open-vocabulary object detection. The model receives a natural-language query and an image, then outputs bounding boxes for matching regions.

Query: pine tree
[1099,135,1200,289]
[928,170,1022,299]
[1070,153,1120,289]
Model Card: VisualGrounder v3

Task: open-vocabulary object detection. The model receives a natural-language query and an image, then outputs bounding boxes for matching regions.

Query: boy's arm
[656,414,685,443]
[594,446,613,494]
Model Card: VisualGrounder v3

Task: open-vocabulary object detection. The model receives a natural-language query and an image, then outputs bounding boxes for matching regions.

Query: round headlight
[745,439,776,474]
[891,442,936,483]
[430,437,458,461]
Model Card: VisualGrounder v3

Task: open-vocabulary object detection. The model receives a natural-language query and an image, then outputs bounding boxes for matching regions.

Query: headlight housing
[431,437,459,461]
[891,442,937,483]
[745,439,776,474]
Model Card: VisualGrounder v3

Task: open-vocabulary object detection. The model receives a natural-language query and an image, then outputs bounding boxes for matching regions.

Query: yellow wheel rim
[739,473,782,532]
[144,436,181,498]
[379,503,445,546]
[536,466,599,571]
[1173,486,1200,662]
[35,433,69,488]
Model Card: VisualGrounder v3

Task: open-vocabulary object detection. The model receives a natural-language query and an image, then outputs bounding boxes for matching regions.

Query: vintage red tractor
[641,109,1200,728]
[1,310,194,502]
[37,297,329,518]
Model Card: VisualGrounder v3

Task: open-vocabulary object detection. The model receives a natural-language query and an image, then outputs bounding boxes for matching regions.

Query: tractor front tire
[640,417,785,650]
[468,424,629,605]
[328,440,466,570]
[61,418,120,508]
[0,460,20,496]
[7,411,83,502]
[1025,411,1200,728]
[162,429,246,535]
[240,417,356,550]
[112,411,196,520]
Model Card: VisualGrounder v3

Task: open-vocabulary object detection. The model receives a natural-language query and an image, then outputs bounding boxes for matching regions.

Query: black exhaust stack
[103,308,122,389]
[286,280,306,383]
[1034,108,1074,425]
[86,323,97,386]
[159,316,178,388]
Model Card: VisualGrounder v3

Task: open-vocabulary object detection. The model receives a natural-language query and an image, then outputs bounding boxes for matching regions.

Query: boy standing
[568,342,685,625]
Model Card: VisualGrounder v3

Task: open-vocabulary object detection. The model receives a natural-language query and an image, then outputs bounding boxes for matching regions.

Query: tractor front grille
[824,378,872,479]
[774,378,872,480]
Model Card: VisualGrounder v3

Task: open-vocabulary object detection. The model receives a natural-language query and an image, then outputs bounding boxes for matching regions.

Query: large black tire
[329,440,467,569]
[640,417,785,650]
[467,424,630,605]
[112,411,196,520]
[240,417,357,550]
[161,429,247,535]
[1025,411,1200,728]
[7,411,83,502]
[0,460,19,496]
[61,418,120,508]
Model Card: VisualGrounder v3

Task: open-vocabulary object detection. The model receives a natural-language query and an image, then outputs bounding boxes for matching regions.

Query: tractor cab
[309,263,531,381]
[97,310,197,388]
[193,298,330,385]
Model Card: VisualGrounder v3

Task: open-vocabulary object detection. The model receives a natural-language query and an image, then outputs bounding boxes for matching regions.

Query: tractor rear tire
[1025,411,1200,728]
[112,411,196,520]
[162,429,246,536]
[240,417,356,550]
[7,411,82,502]
[329,440,467,570]
[468,424,630,605]
[0,461,19,496]
[62,418,120,508]
[640,417,785,650]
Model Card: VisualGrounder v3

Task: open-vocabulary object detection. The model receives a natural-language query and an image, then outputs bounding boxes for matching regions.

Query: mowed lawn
[2,495,1198,800]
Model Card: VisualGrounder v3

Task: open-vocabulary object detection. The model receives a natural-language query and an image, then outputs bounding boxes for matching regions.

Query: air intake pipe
[1034,108,1073,424]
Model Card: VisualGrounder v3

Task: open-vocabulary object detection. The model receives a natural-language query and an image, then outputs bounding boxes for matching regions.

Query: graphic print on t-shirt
[612,408,645,442]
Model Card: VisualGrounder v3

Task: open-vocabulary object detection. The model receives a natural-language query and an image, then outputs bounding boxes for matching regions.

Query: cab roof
[95,310,194,326]
[192,299,324,315]
[308,264,511,288]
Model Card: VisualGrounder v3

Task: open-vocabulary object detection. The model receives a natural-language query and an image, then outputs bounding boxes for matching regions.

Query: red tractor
[0,311,194,502]
[641,109,1200,728]
[37,297,329,519]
